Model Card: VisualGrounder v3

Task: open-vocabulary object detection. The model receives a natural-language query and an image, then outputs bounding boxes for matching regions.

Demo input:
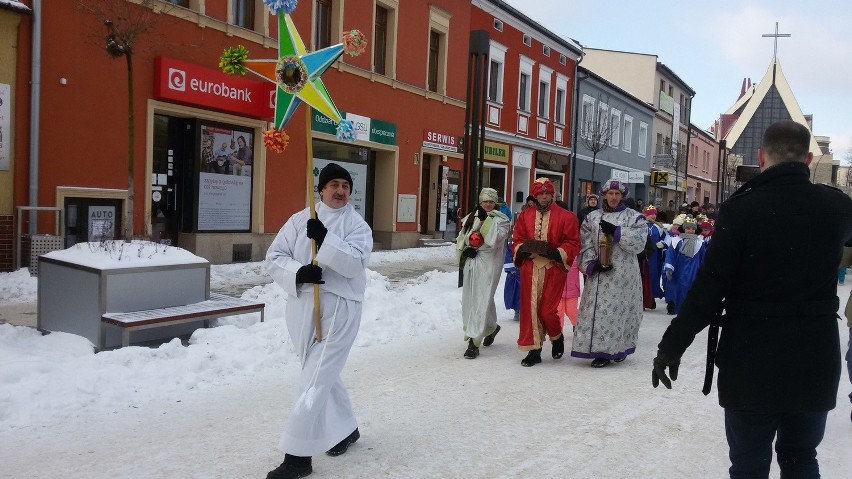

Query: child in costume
[663,216,706,314]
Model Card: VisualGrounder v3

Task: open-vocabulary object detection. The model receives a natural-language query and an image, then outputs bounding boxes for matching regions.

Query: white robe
[266,201,372,456]
[457,212,509,345]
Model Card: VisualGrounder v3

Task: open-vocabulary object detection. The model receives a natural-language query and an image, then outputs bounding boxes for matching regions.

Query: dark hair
[526,195,535,203]
[761,120,810,163]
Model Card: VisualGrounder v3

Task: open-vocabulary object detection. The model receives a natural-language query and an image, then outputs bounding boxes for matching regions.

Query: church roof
[723,59,821,154]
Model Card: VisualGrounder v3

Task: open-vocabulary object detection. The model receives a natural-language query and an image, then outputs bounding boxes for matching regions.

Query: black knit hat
[318,163,353,191]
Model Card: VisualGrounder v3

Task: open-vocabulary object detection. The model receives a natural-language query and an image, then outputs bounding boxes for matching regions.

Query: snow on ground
[0,246,850,478]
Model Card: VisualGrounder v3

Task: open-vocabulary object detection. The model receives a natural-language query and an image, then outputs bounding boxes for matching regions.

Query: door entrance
[151,114,195,245]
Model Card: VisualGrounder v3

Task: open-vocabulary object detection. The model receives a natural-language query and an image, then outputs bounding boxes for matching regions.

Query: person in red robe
[512,178,581,367]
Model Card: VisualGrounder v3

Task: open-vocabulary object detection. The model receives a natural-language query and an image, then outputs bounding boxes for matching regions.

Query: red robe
[512,204,581,351]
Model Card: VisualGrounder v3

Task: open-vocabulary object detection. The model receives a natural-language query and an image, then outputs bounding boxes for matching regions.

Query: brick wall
[0,215,12,272]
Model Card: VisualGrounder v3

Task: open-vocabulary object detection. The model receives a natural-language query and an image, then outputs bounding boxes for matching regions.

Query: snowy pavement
[0,244,850,478]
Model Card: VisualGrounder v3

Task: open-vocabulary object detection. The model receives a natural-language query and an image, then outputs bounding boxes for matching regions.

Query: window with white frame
[638,121,648,157]
[610,108,621,147]
[373,1,399,77]
[559,54,567,65]
[523,34,532,46]
[518,55,535,112]
[622,114,633,152]
[542,45,550,56]
[538,65,552,119]
[554,74,568,125]
[493,18,503,31]
[487,42,507,103]
[581,94,595,138]
[427,6,450,94]
[230,0,262,31]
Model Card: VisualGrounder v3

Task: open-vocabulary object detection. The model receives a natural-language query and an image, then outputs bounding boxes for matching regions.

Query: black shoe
[591,358,611,368]
[614,357,625,363]
[267,458,312,479]
[551,334,564,359]
[666,302,675,315]
[483,324,501,346]
[326,429,360,457]
[521,349,542,367]
[463,340,479,359]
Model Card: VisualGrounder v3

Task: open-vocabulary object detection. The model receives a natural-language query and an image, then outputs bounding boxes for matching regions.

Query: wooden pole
[305,106,322,342]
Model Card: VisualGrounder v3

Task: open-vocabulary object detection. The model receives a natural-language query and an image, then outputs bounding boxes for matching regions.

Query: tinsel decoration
[275,55,309,94]
[263,128,290,153]
[262,0,298,15]
[219,45,250,76]
[336,119,355,143]
[342,30,367,57]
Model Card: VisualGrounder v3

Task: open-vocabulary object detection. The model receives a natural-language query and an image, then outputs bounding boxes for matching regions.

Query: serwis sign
[154,56,275,119]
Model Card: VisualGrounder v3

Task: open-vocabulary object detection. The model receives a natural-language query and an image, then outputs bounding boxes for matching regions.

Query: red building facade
[7,0,471,268]
[470,0,581,216]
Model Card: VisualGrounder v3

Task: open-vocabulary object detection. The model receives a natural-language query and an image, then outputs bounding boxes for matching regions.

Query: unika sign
[154,57,276,119]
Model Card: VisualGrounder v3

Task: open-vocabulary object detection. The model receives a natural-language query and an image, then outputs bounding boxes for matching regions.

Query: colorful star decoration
[245,14,344,129]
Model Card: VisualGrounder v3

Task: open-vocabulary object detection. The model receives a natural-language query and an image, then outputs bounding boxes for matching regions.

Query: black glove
[515,251,532,263]
[295,264,325,284]
[599,220,618,236]
[543,248,562,261]
[476,206,488,221]
[462,247,478,259]
[306,218,328,247]
[592,261,613,273]
[652,351,680,389]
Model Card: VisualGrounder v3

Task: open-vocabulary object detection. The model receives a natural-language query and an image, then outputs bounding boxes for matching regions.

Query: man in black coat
[651,120,852,478]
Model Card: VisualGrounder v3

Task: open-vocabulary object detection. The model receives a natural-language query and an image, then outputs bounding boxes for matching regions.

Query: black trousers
[724,408,828,479]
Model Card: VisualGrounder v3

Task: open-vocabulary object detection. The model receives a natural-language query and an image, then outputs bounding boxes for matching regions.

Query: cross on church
[762,22,791,60]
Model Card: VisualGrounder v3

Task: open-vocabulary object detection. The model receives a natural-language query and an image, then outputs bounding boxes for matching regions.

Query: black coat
[658,161,852,412]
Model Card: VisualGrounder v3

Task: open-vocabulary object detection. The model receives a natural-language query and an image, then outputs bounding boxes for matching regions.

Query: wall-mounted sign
[535,150,569,171]
[610,169,629,183]
[153,56,276,119]
[479,140,510,163]
[423,129,459,152]
[312,111,397,145]
[88,206,116,241]
[628,171,645,183]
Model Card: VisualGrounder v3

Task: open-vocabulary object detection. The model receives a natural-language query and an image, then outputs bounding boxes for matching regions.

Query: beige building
[582,48,695,210]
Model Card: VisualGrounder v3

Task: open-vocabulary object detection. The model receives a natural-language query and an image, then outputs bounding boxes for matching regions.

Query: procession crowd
[262,121,852,479]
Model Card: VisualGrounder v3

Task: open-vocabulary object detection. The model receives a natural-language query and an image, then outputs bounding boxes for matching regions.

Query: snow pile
[42,241,208,269]
[0,269,37,303]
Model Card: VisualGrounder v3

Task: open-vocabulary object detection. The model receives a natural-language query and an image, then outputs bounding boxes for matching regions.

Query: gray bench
[100,292,265,349]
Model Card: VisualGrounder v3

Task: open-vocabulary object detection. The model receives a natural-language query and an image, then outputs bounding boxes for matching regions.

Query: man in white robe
[265,163,372,479]
[457,187,510,358]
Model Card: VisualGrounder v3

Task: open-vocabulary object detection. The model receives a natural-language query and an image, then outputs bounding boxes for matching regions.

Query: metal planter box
[38,256,210,349]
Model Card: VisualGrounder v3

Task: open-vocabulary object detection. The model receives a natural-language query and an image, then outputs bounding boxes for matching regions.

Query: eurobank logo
[154,56,275,119]
[168,68,186,91]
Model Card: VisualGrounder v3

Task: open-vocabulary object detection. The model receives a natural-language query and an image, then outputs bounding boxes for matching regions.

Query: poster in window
[198,123,254,231]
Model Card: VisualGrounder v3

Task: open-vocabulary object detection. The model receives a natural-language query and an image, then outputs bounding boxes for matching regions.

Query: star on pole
[243,14,343,129]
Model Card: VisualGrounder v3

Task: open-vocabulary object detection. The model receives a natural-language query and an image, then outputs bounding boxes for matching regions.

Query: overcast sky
[502,0,852,162]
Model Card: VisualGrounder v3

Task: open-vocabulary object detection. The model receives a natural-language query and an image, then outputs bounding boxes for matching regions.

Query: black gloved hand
[652,351,680,389]
[295,264,325,284]
[599,220,618,236]
[476,206,488,221]
[515,250,531,263]
[462,247,478,259]
[543,248,562,261]
[306,218,328,248]
[592,261,613,273]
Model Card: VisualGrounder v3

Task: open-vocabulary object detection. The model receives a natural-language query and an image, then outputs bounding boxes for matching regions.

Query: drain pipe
[28,0,42,234]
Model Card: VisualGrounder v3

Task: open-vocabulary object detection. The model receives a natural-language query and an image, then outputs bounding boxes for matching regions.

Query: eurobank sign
[312,110,397,146]
[153,56,276,119]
